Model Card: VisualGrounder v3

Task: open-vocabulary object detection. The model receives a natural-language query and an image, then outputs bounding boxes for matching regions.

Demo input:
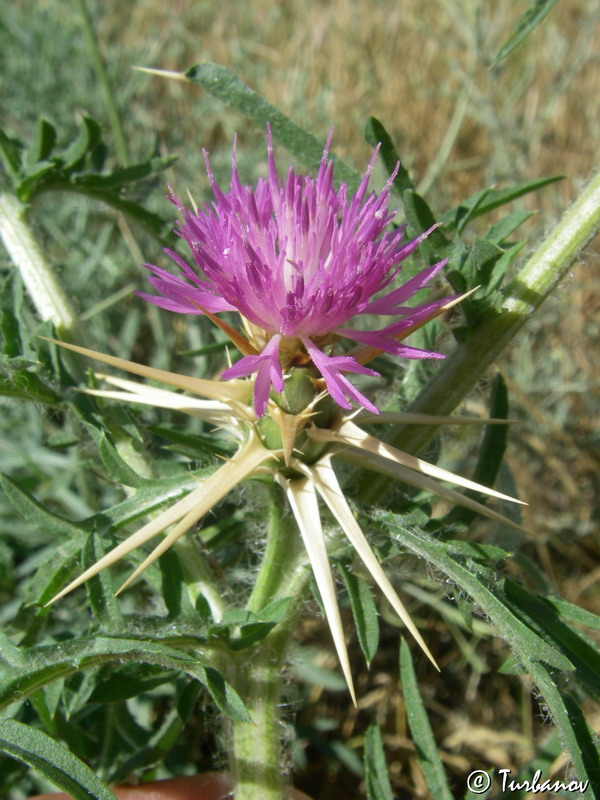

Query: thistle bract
[140,129,452,416]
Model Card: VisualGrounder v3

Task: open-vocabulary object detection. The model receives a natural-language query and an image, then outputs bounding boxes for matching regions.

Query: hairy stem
[228,487,309,800]
[0,192,78,336]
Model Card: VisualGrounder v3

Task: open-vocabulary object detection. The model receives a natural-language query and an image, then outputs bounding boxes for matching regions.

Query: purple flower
[140,129,451,416]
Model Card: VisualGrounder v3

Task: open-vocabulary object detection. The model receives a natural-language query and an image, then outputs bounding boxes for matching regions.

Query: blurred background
[1,1,599,797]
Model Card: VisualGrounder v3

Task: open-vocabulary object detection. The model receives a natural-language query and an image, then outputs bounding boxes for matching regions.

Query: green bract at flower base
[44,336,525,702]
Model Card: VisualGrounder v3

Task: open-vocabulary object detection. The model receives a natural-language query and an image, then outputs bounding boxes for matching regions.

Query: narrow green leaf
[84,532,124,626]
[0,473,87,540]
[338,564,379,666]
[545,597,600,632]
[505,579,600,700]
[442,176,563,231]
[24,118,57,167]
[375,512,574,672]
[364,117,414,195]
[401,189,453,261]
[363,723,394,800]
[89,663,178,704]
[73,154,178,189]
[95,431,145,488]
[0,719,116,800]
[60,116,103,170]
[0,128,23,184]
[159,547,194,619]
[376,511,600,788]
[493,0,559,66]
[485,211,535,245]
[399,639,454,800]
[184,62,361,191]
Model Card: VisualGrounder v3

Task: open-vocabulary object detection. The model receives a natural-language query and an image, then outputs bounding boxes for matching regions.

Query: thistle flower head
[140,128,451,416]
[43,131,527,702]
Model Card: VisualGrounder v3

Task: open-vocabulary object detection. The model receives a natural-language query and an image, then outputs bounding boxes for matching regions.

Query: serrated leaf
[0,635,250,721]
[338,564,379,666]
[363,723,394,800]
[375,512,573,672]
[0,719,116,800]
[504,580,600,700]
[399,639,453,800]
[0,370,59,404]
[184,62,361,191]
[493,0,559,66]
[375,511,600,790]
[0,473,88,540]
[364,116,414,195]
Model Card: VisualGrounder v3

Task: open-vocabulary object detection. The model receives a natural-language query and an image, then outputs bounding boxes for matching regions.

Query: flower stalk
[229,490,310,800]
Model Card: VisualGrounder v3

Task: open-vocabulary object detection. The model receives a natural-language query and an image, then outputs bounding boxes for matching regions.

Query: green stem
[0,192,78,337]
[358,168,600,505]
[228,487,309,800]
[74,0,129,167]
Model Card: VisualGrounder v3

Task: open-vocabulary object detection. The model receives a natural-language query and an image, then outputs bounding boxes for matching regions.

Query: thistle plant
[1,4,599,800]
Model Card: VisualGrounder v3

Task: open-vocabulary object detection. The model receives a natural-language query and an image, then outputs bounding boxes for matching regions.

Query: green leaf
[0,128,23,185]
[159,547,195,619]
[401,189,453,261]
[363,723,394,800]
[493,0,559,66]
[485,211,535,245]
[447,540,510,563]
[72,154,178,189]
[84,532,124,626]
[94,430,145,488]
[376,511,600,790]
[399,639,454,800]
[60,116,103,171]
[544,597,600,631]
[97,468,212,531]
[0,635,250,722]
[442,176,563,232]
[0,370,59,404]
[24,118,57,167]
[0,473,88,540]
[89,663,179,704]
[0,719,117,800]
[364,116,414,195]
[338,564,379,666]
[375,512,573,672]
[184,62,361,191]
[505,579,600,700]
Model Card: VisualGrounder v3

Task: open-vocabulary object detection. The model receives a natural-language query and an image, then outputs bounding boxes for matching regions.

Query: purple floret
[141,127,452,415]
